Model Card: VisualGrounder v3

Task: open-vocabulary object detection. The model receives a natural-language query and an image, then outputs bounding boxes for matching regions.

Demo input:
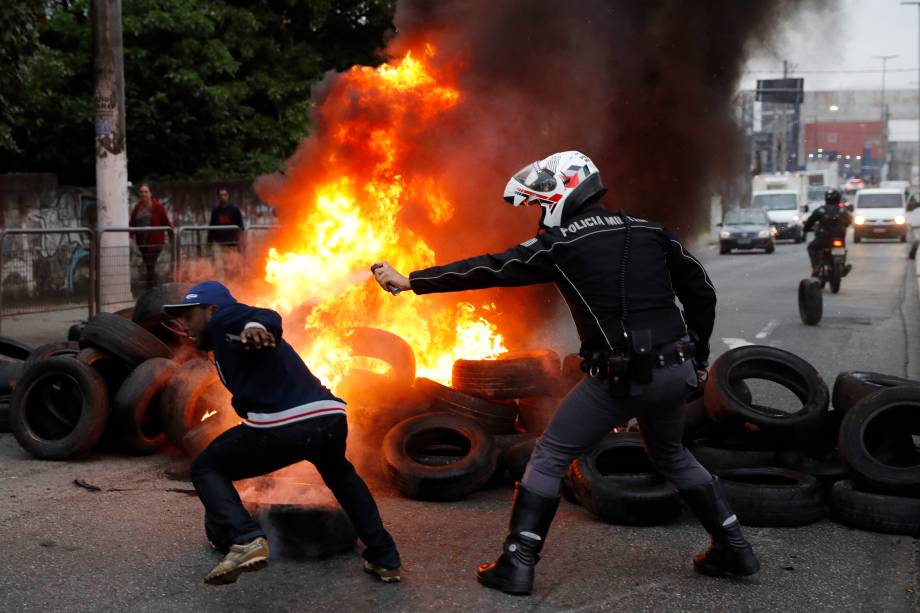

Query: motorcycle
[815,237,851,294]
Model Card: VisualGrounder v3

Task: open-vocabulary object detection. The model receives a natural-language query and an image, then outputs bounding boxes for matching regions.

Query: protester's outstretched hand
[241,326,276,350]
[371,262,411,294]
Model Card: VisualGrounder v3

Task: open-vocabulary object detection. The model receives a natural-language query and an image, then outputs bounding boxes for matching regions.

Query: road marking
[755,319,779,339]
[722,337,753,349]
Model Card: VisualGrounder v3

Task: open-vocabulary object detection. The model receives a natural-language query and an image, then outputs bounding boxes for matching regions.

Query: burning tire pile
[344,345,572,501]
[0,283,237,461]
[367,342,920,538]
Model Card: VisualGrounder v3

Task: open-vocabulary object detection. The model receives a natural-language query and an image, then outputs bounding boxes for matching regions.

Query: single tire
[414,377,518,434]
[67,323,85,342]
[854,234,861,244]
[502,437,538,482]
[112,358,179,454]
[0,336,34,361]
[79,313,172,368]
[344,327,416,387]
[572,433,665,487]
[798,278,823,325]
[689,438,779,471]
[838,386,920,493]
[10,357,110,460]
[908,240,919,260]
[76,347,132,400]
[517,396,559,436]
[900,233,908,243]
[160,358,230,447]
[241,489,358,560]
[451,350,561,400]
[567,461,681,526]
[829,480,920,536]
[23,341,80,370]
[829,261,842,294]
[765,243,775,254]
[337,368,425,413]
[716,468,825,527]
[345,389,432,445]
[382,412,496,501]
[704,345,829,434]
[778,449,849,482]
[832,371,920,414]
[132,282,191,330]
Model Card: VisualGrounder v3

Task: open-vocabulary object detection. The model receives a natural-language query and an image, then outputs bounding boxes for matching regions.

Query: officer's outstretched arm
[407,239,555,295]
[664,231,716,365]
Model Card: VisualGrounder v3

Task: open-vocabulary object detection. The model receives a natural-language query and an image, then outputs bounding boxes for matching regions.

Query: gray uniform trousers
[522,356,713,498]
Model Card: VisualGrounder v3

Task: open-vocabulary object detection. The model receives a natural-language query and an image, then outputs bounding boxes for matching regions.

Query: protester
[164,281,402,586]
[129,184,172,289]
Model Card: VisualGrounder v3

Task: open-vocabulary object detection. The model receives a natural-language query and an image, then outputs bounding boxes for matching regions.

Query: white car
[751,190,804,242]
[853,188,909,243]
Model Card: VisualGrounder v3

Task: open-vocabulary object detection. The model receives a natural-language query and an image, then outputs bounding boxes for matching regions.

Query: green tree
[0,0,395,184]
[0,0,47,153]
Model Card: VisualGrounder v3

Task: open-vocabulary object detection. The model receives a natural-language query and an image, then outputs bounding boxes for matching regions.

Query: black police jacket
[408,204,717,364]
[803,205,852,239]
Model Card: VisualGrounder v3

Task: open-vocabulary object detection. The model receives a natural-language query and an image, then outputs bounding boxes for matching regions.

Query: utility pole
[92,0,132,307]
[874,54,897,182]
[903,2,920,184]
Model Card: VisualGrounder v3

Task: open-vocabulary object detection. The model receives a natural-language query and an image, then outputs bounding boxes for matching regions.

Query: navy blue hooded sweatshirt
[203,303,345,428]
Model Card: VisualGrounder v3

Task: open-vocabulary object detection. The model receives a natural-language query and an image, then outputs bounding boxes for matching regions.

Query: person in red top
[129,184,172,289]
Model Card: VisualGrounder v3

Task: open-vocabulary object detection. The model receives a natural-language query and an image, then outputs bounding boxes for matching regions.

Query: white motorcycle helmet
[503,150,607,229]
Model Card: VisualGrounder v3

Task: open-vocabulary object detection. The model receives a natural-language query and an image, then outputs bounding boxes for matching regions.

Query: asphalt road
[1,233,919,612]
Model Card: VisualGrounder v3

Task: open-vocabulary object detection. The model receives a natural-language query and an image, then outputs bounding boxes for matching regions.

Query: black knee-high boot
[680,478,761,577]
[476,483,559,595]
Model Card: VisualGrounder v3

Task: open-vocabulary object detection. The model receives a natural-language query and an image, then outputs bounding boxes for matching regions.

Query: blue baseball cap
[163,280,237,314]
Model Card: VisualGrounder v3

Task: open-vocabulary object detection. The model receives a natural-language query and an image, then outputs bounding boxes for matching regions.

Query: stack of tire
[558,345,840,528]
[829,372,920,536]
[689,345,839,529]
[380,350,568,502]
[4,283,236,461]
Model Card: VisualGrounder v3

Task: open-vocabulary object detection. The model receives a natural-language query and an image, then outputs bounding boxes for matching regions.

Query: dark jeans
[138,244,162,289]
[191,414,400,569]
[522,357,712,498]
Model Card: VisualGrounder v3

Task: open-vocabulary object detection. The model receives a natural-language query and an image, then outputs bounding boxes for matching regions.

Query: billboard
[755,78,804,105]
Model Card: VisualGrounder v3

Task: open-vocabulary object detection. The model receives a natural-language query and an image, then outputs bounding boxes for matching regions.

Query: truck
[751,189,805,242]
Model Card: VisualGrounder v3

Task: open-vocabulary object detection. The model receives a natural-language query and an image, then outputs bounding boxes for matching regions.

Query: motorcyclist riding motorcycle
[803,189,853,277]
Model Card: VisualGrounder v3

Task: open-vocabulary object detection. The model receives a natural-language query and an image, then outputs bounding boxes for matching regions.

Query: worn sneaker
[363,560,401,583]
[204,537,270,585]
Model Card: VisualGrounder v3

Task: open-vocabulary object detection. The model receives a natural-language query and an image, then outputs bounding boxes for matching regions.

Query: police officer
[803,188,853,276]
[164,281,401,586]
[372,151,760,595]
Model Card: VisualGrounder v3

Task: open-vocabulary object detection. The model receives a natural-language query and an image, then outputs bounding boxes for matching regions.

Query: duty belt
[580,341,696,379]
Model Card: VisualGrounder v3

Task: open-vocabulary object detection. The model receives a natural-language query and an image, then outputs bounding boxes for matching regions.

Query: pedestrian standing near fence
[206,189,245,279]
[129,184,172,289]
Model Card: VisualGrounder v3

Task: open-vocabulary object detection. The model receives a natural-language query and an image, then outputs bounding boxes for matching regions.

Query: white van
[751,190,804,242]
[853,188,908,243]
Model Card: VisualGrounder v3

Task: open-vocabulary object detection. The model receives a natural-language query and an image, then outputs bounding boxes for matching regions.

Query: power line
[744,68,919,75]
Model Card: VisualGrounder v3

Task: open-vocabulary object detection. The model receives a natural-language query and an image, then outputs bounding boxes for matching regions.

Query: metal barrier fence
[96,226,177,311]
[0,228,95,332]
[0,224,280,326]
[175,225,242,282]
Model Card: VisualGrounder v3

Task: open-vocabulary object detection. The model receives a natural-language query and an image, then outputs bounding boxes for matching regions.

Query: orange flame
[258,45,506,390]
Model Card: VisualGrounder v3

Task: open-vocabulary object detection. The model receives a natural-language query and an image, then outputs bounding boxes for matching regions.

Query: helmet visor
[512,163,557,194]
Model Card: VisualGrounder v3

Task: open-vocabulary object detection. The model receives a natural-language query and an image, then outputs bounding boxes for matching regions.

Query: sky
[740,0,920,92]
